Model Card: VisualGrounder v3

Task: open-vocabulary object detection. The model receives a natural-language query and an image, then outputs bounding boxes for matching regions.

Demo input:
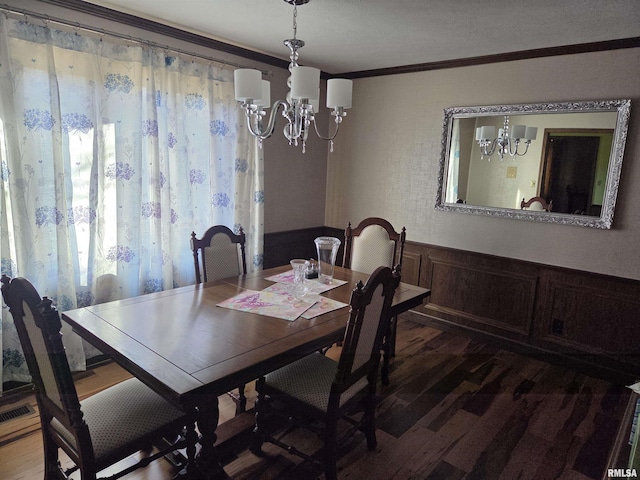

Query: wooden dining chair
[521,196,553,212]
[190,224,247,283]
[251,265,401,480]
[0,275,189,480]
[191,224,248,414]
[343,217,406,384]
[343,217,405,275]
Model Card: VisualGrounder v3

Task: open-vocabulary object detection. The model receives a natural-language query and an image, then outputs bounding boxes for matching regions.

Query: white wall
[326,49,640,280]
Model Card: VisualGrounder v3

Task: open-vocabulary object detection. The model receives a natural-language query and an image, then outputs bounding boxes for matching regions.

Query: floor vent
[0,404,35,424]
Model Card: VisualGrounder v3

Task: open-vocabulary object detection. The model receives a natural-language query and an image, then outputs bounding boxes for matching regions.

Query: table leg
[186,410,199,465]
[195,397,230,480]
[174,397,229,480]
[173,409,199,479]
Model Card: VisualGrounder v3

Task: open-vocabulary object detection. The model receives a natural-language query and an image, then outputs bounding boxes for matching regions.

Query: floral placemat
[264,270,297,283]
[302,297,348,319]
[262,283,348,319]
[217,289,317,321]
[265,270,347,293]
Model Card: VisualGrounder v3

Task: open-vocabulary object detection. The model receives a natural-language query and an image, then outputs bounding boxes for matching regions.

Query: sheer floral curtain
[0,16,264,390]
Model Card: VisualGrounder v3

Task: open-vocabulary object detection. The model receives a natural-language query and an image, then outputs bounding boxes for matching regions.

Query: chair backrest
[333,265,401,392]
[521,196,553,212]
[343,217,406,275]
[191,225,247,283]
[0,275,94,463]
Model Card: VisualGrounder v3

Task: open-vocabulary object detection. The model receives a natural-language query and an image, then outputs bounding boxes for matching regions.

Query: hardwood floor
[0,317,631,479]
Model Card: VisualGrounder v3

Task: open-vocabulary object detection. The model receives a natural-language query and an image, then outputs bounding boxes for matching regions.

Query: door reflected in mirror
[436,100,631,229]
[540,129,613,215]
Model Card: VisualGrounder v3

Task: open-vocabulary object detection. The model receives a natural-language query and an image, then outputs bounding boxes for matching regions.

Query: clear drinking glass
[314,236,341,284]
[290,259,309,299]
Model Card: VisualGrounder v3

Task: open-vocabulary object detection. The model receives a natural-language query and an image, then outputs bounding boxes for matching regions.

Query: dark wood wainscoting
[424,249,538,342]
[263,226,344,269]
[264,228,640,381]
[403,242,640,382]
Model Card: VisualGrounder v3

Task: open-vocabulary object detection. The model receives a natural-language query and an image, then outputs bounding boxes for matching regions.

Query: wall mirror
[435,100,631,228]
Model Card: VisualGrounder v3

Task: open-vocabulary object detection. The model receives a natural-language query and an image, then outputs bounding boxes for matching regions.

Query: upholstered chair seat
[51,377,185,460]
[262,353,369,411]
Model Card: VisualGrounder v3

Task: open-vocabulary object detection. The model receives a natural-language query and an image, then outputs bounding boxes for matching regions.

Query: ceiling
[81,0,640,75]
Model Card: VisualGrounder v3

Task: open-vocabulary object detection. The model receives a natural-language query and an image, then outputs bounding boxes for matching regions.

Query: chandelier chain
[293,4,298,40]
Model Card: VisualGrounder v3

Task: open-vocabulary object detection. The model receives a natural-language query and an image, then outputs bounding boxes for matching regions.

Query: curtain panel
[0,16,264,389]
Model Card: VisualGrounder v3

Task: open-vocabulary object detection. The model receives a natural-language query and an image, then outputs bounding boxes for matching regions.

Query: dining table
[61,264,430,479]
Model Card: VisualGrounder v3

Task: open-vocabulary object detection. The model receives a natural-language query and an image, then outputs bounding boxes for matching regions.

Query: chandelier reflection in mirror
[234,0,353,153]
[475,115,537,161]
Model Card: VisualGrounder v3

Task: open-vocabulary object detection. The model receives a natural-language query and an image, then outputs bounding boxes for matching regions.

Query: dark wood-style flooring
[0,317,631,479]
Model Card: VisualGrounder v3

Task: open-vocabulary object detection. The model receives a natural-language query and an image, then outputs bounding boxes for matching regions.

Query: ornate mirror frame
[435,99,631,229]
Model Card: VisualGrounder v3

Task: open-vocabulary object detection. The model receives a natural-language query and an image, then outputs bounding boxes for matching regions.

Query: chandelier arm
[515,142,531,157]
[481,139,498,157]
[245,100,290,140]
[506,138,520,157]
[311,116,340,141]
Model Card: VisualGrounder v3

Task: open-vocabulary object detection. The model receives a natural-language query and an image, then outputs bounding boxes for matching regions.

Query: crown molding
[336,37,640,79]
[37,1,640,80]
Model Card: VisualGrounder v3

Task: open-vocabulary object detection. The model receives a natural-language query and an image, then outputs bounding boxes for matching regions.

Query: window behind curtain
[0,15,264,387]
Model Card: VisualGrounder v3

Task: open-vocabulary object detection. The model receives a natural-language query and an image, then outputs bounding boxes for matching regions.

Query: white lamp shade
[326,78,352,109]
[511,125,526,139]
[234,69,262,102]
[525,126,538,140]
[254,80,271,107]
[291,66,320,99]
[480,126,496,140]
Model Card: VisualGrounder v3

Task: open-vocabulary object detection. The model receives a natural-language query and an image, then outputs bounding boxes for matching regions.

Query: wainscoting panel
[399,250,422,286]
[531,269,640,372]
[426,258,537,340]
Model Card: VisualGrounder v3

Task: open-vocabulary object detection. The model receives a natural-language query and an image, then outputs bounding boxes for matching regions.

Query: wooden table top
[61,265,429,408]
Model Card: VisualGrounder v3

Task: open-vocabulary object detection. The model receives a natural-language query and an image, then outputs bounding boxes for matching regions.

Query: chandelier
[233,0,352,153]
[475,116,537,161]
